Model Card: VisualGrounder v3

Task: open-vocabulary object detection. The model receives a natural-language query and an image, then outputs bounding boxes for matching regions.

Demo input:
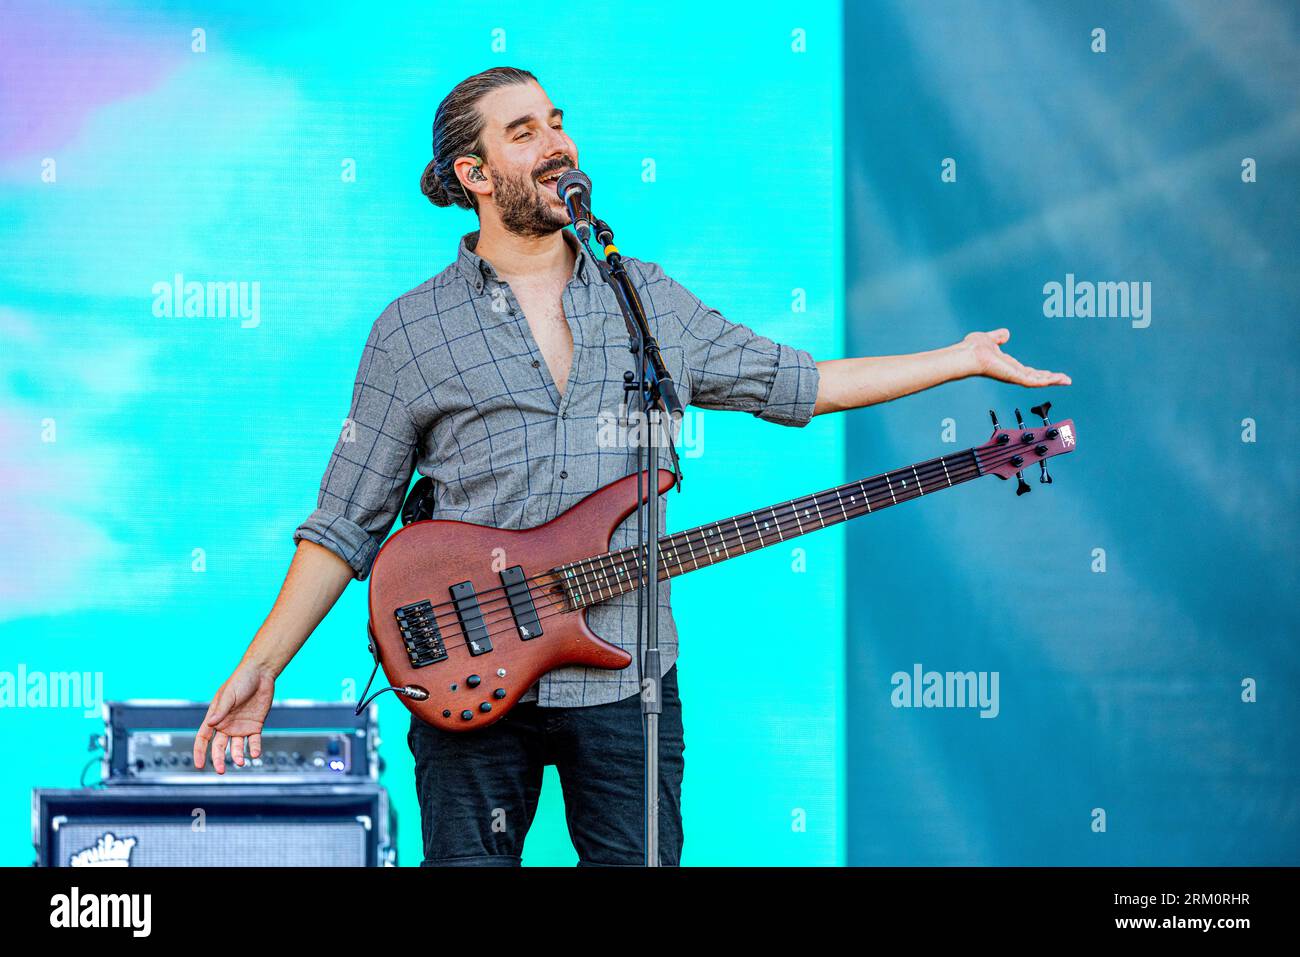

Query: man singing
[193,66,1070,866]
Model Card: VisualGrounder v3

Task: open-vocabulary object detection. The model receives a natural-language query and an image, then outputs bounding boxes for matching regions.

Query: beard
[490,162,572,238]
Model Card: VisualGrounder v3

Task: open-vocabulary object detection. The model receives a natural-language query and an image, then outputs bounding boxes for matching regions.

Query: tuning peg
[1016,471,1032,495]
[988,409,1000,430]
[1039,460,1053,484]
[1014,408,1026,429]
[1030,401,1052,426]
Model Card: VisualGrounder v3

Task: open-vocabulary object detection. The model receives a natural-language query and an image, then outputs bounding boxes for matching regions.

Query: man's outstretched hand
[962,328,1072,387]
[193,661,276,774]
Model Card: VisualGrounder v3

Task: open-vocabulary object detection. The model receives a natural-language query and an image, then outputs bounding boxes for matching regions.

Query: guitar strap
[400,476,436,526]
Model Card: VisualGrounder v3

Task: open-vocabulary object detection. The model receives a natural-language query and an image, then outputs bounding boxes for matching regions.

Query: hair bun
[420,159,449,206]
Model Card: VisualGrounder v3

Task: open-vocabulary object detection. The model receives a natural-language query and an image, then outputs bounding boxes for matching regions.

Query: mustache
[534,160,574,180]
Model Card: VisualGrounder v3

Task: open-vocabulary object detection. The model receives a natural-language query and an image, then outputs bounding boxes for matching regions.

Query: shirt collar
[456,228,596,293]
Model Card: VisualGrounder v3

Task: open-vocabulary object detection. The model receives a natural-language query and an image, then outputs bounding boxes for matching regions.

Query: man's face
[477,81,578,238]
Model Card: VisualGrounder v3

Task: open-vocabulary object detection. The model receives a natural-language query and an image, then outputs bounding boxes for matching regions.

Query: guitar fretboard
[555,447,984,608]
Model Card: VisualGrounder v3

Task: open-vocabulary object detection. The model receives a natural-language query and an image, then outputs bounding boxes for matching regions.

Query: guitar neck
[558,446,986,608]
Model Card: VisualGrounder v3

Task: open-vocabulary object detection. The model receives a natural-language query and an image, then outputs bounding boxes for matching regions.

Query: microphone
[555,168,594,242]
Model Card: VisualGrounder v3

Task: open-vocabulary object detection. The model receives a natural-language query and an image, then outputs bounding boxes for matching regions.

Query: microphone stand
[582,216,683,867]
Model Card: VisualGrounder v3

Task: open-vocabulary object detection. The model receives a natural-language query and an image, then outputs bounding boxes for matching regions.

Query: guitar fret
[565,566,586,606]
[685,530,701,569]
[811,495,826,527]
[941,457,952,486]
[836,487,849,522]
[885,473,897,504]
[912,465,924,495]
[732,517,746,553]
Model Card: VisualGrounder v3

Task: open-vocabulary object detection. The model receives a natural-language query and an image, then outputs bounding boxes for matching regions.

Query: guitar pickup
[501,565,542,641]
[394,600,448,668]
[450,581,492,656]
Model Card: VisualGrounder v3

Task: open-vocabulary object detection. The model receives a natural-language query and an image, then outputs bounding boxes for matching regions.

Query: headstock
[975,402,1077,494]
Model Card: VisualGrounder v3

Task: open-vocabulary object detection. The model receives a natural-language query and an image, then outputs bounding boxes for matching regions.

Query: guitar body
[368,468,676,731]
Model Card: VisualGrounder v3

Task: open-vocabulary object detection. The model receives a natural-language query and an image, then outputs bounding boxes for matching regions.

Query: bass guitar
[367,403,1076,730]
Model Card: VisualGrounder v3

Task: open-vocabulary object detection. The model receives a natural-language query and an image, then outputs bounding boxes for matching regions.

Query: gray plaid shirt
[295,229,820,707]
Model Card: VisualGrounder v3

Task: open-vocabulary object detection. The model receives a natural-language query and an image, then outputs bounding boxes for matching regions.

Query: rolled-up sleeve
[663,271,820,428]
[293,307,419,580]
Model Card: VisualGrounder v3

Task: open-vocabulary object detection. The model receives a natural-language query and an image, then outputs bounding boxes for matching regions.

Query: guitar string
[394,441,1043,659]
[405,455,993,662]
[397,449,981,640]
[398,443,1031,649]
[397,445,986,630]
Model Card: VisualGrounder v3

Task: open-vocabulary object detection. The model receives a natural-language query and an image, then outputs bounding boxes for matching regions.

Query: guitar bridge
[394,600,448,668]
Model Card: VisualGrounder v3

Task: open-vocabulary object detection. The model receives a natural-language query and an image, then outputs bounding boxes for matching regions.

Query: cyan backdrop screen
[844,0,1298,864]
[0,2,844,865]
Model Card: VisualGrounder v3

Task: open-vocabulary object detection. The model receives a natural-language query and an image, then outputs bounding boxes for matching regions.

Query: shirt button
[560,411,568,419]
[559,470,568,479]
[531,359,540,368]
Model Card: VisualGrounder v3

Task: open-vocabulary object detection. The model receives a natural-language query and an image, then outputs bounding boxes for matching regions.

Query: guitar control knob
[460,710,474,721]
[442,709,451,718]
[493,688,507,699]
[479,702,492,713]
[466,674,481,688]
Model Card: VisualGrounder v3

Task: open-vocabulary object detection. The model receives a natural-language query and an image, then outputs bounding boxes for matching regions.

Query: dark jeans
[407,664,685,866]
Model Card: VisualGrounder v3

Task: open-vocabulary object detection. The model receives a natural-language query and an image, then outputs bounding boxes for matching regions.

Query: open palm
[965,328,1071,387]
